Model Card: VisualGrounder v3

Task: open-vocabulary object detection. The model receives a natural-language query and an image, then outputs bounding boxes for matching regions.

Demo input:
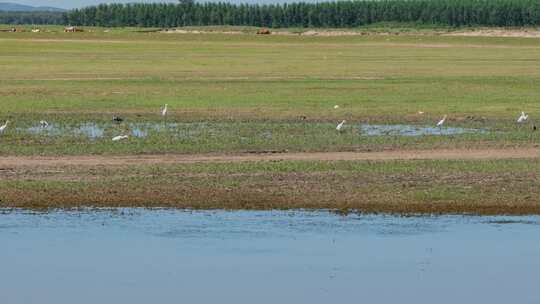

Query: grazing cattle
[256,29,271,35]
[64,27,84,33]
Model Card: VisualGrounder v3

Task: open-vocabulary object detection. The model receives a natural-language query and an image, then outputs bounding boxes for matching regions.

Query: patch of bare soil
[159,28,366,36]
[273,30,374,36]
[444,29,540,38]
[161,28,244,35]
[2,148,540,168]
[158,28,540,39]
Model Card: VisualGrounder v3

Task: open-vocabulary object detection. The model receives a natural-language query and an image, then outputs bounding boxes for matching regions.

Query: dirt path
[444,29,540,38]
[1,147,540,168]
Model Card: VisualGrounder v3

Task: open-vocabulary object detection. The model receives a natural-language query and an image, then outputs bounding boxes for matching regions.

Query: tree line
[3,0,540,28]
[0,11,64,25]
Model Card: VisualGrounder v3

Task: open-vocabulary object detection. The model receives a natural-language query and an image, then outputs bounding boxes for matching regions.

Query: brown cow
[256,28,271,35]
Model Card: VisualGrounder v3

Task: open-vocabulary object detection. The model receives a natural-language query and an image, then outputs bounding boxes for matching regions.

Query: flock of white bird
[334,106,530,132]
[0,104,169,141]
[0,104,532,138]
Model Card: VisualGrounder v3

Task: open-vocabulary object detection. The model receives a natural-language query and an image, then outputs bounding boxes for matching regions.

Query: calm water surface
[0,209,539,304]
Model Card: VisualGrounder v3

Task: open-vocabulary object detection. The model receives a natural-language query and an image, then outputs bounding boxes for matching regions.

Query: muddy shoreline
[2,151,540,215]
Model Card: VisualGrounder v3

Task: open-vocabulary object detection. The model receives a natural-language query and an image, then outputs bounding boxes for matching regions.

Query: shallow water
[359,124,485,136]
[77,122,105,139]
[20,122,485,140]
[23,123,106,139]
[0,209,538,304]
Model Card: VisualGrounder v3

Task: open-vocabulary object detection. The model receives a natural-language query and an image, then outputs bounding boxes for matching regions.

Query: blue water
[1,209,539,304]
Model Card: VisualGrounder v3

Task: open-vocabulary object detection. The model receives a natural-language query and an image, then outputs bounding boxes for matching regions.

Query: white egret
[112,135,129,141]
[0,120,9,133]
[40,120,49,128]
[334,105,340,109]
[336,120,346,132]
[436,115,447,127]
[517,111,528,124]
[161,104,168,117]
[418,111,425,115]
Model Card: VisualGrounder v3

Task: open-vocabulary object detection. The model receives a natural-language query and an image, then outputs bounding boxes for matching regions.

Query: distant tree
[53,0,540,28]
[0,11,65,25]
[179,0,195,7]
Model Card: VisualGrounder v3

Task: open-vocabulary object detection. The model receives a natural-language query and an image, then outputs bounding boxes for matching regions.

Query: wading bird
[336,120,346,132]
[517,111,528,124]
[436,115,447,127]
[0,120,9,133]
[161,104,168,117]
[112,135,129,141]
[334,105,340,109]
[40,120,49,128]
[112,116,123,123]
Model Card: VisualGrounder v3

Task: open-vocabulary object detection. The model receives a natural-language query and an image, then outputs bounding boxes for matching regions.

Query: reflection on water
[0,209,539,304]
[359,124,485,136]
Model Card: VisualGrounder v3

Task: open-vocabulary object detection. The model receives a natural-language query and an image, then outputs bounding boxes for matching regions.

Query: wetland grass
[1,26,540,213]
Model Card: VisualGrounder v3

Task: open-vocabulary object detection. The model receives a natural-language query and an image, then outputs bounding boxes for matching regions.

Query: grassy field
[1,26,540,155]
[1,25,540,213]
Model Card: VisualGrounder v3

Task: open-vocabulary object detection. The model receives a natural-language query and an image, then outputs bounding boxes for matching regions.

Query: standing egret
[436,115,447,127]
[336,120,346,132]
[161,104,168,117]
[0,120,9,133]
[334,105,340,109]
[517,112,528,123]
[40,120,49,128]
[112,135,129,142]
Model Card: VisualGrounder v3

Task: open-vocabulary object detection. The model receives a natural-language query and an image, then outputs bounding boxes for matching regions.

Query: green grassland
[1,26,540,155]
[2,25,540,213]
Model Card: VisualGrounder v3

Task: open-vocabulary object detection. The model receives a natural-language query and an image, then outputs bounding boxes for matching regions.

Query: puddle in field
[0,209,539,304]
[359,124,485,136]
[20,122,486,140]
[24,123,105,139]
[22,122,208,139]
[131,127,148,138]
[26,125,64,136]
[76,123,105,139]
